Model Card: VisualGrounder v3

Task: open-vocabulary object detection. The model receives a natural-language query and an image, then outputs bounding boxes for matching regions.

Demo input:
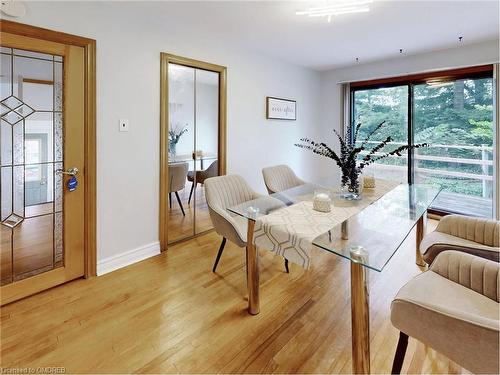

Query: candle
[363,175,376,189]
[315,193,330,201]
[313,190,332,212]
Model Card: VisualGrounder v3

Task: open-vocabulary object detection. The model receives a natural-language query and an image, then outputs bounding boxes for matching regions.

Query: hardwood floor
[168,183,213,243]
[0,219,469,374]
[1,203,61,286]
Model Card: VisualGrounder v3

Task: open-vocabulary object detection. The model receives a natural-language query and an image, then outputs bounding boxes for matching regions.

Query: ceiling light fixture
[426,78,453,87]
[0,0,26,17]
[296,0,373,23]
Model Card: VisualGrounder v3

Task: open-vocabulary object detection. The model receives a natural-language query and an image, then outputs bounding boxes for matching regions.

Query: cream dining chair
[420,214,499,264]
[169,162,189,216]
[390,250,499,374]
[262,164,305,195]
[187,160,218,204]
[204,174,289,273]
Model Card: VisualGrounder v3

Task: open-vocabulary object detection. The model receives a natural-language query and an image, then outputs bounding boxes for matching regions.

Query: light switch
[119,119,129,132]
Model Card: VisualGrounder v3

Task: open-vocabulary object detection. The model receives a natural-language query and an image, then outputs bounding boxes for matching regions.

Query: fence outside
[358,141,493,199]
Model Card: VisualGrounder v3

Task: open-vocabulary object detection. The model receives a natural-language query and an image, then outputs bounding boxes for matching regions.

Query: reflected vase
[169,141,177,157]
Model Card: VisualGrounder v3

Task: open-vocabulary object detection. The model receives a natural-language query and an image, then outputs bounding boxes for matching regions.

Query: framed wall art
[266,96,296,120]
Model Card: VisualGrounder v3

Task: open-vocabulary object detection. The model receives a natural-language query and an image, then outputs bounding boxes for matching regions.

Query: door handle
[56,167,79,176]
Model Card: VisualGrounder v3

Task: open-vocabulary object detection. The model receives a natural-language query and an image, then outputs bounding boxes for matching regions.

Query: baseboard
[97,242,161,276]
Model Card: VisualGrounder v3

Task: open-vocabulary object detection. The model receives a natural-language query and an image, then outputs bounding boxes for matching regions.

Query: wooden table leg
[415,211,427,267]
[351,261,370,374]
[246,220,260,315]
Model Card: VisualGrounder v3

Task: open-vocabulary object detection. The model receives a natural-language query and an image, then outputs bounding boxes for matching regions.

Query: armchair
[262,164,305,195]
[391,251,499,374]
[420,214,499,264]
[204,174,288,273]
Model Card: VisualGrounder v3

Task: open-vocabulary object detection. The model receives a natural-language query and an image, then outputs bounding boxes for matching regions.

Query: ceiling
[146,0,499,71]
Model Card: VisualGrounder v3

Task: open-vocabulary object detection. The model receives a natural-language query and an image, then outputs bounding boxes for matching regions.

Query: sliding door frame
[159,53,227,250]
[350,64,496,217]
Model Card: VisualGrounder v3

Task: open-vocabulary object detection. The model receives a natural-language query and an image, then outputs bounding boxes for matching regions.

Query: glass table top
[169,152,217,164]
[228,181,441,272]
[227,177,393,221]
[313,184,440,271]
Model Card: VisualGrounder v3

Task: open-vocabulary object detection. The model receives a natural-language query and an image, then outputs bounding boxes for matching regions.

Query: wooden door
[0,31,86,304]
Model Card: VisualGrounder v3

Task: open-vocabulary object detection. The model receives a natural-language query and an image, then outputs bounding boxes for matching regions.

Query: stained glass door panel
[0,47,63,284]
[0,32,85,304]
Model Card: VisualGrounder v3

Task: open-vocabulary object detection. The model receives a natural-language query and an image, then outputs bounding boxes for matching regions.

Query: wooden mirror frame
[159,53,227,250]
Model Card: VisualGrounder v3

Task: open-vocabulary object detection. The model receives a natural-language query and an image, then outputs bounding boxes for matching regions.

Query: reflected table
[169,152,217,170]
[228,182,440,374]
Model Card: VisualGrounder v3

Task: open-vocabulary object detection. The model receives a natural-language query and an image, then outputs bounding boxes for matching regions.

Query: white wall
[318,39,500,182]
[6,1,323,266]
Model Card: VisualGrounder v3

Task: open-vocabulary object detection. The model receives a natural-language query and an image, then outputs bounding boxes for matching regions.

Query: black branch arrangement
[295,121,428,193]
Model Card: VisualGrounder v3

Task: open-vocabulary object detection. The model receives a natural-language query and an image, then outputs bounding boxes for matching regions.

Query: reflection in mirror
[167,64,220,243]
[194,70,219,235]
[168,64,195,242]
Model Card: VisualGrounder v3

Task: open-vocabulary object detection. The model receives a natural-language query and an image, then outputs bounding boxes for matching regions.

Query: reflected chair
[169,162,189,216]
[420,214,499,265]
[390,251,499,374]
[187,160,218,204]
[204,174,289,273]
[262,164,305,195]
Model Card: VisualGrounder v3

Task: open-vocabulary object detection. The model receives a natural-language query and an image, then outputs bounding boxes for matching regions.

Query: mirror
[194,69,219,235]
[167,63,220,243]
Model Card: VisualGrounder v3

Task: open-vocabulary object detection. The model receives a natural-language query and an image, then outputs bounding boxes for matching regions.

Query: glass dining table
[227,181,441,374]
[169,152,217,169]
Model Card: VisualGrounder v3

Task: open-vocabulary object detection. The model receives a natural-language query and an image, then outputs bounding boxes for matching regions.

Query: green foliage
[296,121,427,193]
[352,77,494,198]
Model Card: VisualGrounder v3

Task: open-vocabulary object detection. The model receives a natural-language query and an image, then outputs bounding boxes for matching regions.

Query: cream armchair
[187,160,218,204]
[169,162,189,216]
[420,214,499,265]
[204,174,289,273]
[391,251,499,374]
[262,164,305,195]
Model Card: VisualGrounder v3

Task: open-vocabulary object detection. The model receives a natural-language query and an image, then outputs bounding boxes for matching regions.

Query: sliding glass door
[413,77,494,217]
[352,85,409,182]
[351,68,495,218]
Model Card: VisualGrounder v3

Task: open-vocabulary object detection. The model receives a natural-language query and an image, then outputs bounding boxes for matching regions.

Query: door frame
[0,20,97,277]
[159,53,227,250]
[349,64,496,218]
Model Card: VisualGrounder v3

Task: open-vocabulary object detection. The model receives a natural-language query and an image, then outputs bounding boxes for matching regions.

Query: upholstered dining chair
[169,162,189,216]
[262,164,305,195]
[420,214,499,264]
[204,174,289,273]
[187,160,218,204]
[390,251,499,374]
